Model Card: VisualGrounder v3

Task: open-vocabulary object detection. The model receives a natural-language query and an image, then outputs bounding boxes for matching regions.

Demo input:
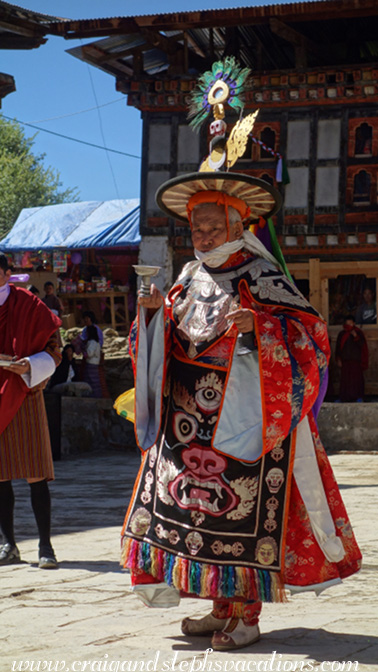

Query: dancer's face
[191,204,242,252]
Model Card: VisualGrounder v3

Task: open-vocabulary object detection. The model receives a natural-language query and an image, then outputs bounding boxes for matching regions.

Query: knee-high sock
[0,481,15,547]
[29,480,52,553]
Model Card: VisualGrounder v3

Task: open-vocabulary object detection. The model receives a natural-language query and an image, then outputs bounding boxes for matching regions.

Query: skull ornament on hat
[156,56,282,227]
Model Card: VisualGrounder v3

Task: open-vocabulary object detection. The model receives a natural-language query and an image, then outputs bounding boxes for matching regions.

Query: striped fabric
[0,337,61,481]
[82,362,109,399]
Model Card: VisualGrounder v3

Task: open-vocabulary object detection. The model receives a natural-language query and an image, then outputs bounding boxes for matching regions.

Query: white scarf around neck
[194,230,282,270]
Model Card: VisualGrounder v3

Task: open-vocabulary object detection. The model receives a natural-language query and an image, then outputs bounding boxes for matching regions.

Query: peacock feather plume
[188,56,251,131]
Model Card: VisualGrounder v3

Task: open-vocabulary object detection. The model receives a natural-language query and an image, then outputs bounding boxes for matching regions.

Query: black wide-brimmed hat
[156,171,282,223]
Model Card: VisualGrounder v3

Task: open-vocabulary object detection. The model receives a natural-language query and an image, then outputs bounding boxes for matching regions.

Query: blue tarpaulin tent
[0,199,141,250]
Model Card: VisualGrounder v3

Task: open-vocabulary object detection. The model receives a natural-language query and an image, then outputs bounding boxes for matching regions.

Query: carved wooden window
[260,127,276,159]
[239,136,253,161]
[354,123,373,157]
[353,170,371,205]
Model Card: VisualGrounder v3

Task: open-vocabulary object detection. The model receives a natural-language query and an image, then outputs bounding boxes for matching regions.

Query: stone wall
[103,356,134,400]
[59,397,137,456]
[317,402,378,452]
[48,391,377,457]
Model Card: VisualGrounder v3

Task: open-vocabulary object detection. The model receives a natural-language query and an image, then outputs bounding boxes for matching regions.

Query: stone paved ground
[1,451,377,672]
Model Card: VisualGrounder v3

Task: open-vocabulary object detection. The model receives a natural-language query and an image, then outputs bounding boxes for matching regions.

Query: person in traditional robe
[0,253,62,569]
[120,189,361,651]
[335,315,369,402]
[81,324,109,399]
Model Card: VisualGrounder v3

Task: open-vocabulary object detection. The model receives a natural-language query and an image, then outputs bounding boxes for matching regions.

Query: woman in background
[81,325,109,399]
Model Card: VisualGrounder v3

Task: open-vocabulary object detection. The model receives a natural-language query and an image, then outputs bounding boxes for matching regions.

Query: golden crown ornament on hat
[156,57,282,223]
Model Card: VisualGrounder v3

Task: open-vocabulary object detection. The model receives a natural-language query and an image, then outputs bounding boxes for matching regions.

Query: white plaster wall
[146,170,170,212]
[178,125,200,164]
[148,125,171,164]
[138,235,173,294]
[284,167,309,208]
[317,119,341,159]
[287,120,310,160]
[315,166,340,206]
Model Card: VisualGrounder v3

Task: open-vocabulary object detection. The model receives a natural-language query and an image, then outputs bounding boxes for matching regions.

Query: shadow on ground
[169,628,378,664]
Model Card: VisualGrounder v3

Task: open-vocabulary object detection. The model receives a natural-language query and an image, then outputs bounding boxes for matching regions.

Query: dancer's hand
[226,308,254,334]
[138,283,164,315]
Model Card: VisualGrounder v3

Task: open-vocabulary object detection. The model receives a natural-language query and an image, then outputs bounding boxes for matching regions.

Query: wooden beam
[269,18,324,56]
[184,31,206,58]
[309,258,322,314]
[140,28,179,55]
[90,44,142,65]
[0,18,44,38]
[321,277,329,322]
[81,44,134,76]
[289,260,378,278]
[0,34,46,48]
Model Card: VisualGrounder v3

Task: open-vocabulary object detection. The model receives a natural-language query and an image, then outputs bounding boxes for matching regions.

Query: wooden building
[0,1,63,106]
[47,0,378,392]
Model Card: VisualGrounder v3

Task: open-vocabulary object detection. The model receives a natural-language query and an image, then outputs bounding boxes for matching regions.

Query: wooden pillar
[321,277,329,322]
[110,294,116,331]
[309,258,321,314]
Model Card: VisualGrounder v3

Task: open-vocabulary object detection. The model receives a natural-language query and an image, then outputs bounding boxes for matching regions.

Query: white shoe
[211,619,260,651]
[132,582,180,608]
[181,612,228,637]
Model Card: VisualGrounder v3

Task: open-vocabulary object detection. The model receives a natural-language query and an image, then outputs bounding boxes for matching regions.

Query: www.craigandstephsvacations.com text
[10,650,359,672]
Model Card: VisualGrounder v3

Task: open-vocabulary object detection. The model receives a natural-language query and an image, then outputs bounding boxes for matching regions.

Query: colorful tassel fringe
[121,536,287,603]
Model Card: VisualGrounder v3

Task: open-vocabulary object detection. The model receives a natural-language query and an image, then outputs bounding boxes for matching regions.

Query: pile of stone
[63,327,129,359]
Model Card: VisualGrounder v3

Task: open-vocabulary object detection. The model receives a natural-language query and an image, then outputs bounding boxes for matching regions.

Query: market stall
[0,199,140,333]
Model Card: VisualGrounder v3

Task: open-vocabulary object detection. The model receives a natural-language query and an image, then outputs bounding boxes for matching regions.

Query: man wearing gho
[0,253,61,569]
[120,59,361,651]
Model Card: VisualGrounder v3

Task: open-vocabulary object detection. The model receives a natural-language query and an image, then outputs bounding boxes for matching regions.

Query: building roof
[0,0,64,50]
[0,199,141,250]
[0,71,15,105]
[43,0,378,89]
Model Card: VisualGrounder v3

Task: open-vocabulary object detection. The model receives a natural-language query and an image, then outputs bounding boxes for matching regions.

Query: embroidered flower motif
[294,332,311,350]
[272,410,283,419]
[273,344,289,363]
[285,549,297,567]
[335,518,353,538]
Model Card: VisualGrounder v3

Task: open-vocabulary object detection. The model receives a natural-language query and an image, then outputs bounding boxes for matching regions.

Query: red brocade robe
[121,252,361,603]
[0,285,61,480]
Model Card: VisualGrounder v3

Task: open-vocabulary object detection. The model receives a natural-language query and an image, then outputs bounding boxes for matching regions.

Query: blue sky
[2,1,293,203]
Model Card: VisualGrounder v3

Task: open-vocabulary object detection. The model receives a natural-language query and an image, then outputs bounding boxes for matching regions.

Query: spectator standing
[81,325,109,398]
[0,253,61,569]
[335,315,369,401]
